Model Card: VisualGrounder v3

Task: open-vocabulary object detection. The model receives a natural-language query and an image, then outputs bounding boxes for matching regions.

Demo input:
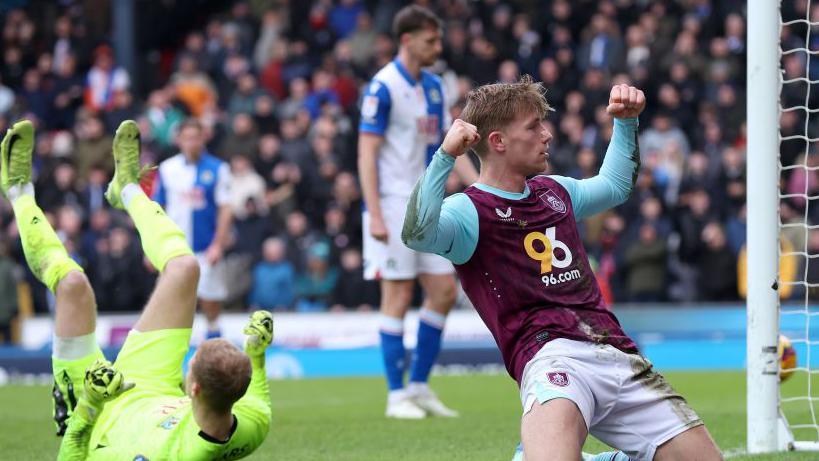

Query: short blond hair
[192,339,252,412]
[460,75,552,156]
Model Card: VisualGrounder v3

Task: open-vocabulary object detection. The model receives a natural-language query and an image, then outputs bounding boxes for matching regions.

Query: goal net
[749,0,819,452]
[779,0,819,451]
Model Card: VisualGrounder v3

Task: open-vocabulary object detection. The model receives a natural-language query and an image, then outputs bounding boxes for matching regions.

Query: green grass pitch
[1,371,817,460]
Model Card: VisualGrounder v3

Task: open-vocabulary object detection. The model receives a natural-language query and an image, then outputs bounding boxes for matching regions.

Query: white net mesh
[779,1,819,444]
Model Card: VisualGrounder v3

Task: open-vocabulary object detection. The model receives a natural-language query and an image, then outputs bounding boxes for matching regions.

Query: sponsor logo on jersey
[547,372,569,387]
[495,206,527,227]
[495,207,515,223]
[416,115,440,142]
[428,88,442,104]
[159,416,180,430]
[538,189,566,214]
[200,170,214,185]
[524,226,579,287]
[361,95,379,119]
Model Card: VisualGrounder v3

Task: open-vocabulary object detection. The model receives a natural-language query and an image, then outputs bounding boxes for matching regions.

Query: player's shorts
[196,252,228,302]
[111,328,191,396]
[519,338,703,461]
[362,195,454,280]
[52,344,105,435]
[51,328,191,435]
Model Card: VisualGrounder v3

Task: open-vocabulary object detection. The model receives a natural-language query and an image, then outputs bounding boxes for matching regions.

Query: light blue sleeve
[402,149,479,265]
[550,118,640,220]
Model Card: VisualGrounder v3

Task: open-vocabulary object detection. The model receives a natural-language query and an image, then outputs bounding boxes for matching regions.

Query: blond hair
[192,339,252,412]
[460,75,552,156]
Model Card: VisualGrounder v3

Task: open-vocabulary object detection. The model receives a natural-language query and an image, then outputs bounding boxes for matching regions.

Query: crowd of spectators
[0,0,783,336]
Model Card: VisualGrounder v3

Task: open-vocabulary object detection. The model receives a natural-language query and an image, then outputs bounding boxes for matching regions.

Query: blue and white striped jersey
[359,58,450,199]
[153,152,232,252]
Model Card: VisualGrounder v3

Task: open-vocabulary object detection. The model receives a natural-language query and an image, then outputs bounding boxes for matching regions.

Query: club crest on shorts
[539,189,566,214]
[547,372,569,387]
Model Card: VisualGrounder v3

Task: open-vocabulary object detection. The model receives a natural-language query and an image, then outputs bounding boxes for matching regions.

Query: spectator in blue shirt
[249,237,295,311]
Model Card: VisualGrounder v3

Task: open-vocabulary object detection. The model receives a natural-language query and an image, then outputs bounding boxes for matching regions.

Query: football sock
[406,381,429,395]
[583,451,630,461]
[513,446,630,461]
[379,315,406,391]
[123,186,192,272]
[12,192,83,292]
[511,443,523,461]
[7,183,34,202]
[409,308,446,384]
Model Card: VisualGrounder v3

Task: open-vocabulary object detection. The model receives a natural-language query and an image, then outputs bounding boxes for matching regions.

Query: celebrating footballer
[402,79,723,461]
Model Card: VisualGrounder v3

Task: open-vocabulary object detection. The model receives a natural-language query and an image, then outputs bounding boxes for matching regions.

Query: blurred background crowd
[0,0,775,341]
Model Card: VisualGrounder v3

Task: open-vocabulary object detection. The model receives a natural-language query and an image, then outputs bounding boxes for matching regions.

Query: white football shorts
[195,252,228,302]
[362,195,454,280]
[520,338,703,461]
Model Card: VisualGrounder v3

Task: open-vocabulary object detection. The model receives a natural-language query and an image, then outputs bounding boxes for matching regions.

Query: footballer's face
[404,26,443,67]
[177,125,205,158]
[500,111,552,175]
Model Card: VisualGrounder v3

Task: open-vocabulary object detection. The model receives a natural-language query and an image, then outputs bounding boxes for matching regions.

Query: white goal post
[748,0,819,453]
[746,0,780,452]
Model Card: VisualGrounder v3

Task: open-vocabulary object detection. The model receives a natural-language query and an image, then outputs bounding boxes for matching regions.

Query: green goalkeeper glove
[84,359,135,408]
[243,310,274,357]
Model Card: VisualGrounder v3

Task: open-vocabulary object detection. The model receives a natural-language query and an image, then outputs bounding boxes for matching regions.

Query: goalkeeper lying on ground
[0,119,273,460]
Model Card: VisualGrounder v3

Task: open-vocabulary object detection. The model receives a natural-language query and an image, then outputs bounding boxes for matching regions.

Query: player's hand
[205,243,223,265]
[441,119,480,158]
[369,214,389,243]
[606,84,646,119]
[243,310,274,357]
[84,359,135,408]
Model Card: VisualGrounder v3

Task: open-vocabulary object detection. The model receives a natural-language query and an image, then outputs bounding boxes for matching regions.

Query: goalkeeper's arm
[57,399,102,461]
[238,311,274,414]
[58,360,134,461]
[218,311,274,455]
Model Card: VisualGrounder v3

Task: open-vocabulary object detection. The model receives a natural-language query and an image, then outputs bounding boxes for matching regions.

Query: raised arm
[402,120,480,265]
[230,311,274,443]
[238,311,274,414]
[550,84,645,220]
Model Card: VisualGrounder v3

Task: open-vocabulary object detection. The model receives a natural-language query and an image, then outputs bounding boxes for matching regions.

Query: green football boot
[105,120,143,209]
[0,120,34,197]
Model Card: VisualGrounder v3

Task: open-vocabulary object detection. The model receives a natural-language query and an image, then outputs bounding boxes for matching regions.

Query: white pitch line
[722,447,747,459]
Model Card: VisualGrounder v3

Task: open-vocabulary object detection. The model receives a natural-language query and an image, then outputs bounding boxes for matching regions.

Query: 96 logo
[523,226,580,287]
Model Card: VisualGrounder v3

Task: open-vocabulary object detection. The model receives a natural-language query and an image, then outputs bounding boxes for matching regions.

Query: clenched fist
[441,119,480,158]
[606,84,646,119]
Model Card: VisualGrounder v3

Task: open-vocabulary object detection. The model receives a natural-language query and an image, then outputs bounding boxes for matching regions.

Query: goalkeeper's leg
[2,120,100,435]
[106,120,198,332]
[2,120,93,335]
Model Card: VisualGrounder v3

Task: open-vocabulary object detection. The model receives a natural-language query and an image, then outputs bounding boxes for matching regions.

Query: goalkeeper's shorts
[112,328,192,396]
[51,328,192,435]
[52,345,105,436]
